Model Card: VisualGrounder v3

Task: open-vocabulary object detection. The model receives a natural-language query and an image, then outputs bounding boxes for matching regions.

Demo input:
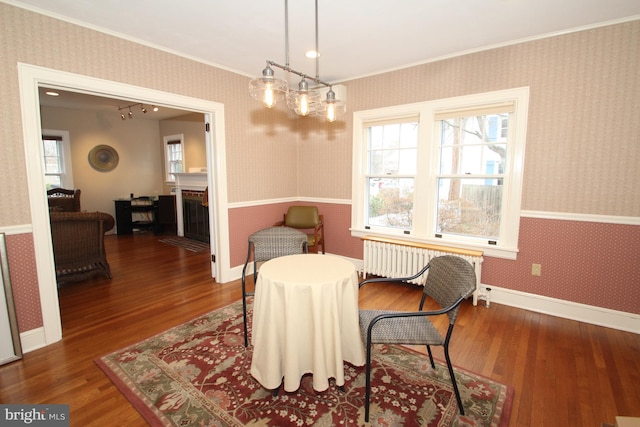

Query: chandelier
[249,0,346,122]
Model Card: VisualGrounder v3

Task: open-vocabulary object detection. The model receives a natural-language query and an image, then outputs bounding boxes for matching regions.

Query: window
[163,134,184,182]
[42,130,73,190]
[351,88,529,258]
[365,118,418,230]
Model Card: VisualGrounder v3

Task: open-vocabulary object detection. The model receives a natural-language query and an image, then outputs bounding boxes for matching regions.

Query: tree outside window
[352,88,529,257]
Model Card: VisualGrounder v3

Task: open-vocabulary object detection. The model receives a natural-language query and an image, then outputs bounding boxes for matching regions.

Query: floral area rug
[96,300,513,426]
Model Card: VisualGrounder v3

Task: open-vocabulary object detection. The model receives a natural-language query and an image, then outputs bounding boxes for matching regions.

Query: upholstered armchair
[275,206,325,253]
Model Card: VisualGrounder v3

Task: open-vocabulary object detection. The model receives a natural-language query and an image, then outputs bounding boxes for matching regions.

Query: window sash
[351,88,529,258]
[163,134,184,182]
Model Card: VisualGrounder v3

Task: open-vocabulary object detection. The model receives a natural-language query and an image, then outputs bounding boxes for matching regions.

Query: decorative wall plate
[88,144,119,172]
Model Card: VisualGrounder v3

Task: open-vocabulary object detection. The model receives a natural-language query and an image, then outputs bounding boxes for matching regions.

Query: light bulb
[299,94,309,116]
[263,83,275,108]
[326,104,336,122]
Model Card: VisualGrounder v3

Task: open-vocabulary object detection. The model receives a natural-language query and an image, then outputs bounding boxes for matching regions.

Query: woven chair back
[249,226,308,263]
[423,255,476,324]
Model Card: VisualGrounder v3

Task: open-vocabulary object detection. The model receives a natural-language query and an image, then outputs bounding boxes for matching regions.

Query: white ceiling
[8,0,640,116]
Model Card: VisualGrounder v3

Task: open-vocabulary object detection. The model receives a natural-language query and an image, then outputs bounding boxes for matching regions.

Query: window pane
[439,116,507,175]
[367,178,414,229]
[43,139,62,174]
[367,122,418,175]
[166,141,183,181]
[436,178,502,240]
[44,175,61,190]
[440,144,506,175]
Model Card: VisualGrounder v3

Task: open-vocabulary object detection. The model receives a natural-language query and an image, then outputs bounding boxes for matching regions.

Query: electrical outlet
[531,263,542,276]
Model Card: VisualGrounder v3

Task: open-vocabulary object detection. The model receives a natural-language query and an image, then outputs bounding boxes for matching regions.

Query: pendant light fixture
[249,0,346,122]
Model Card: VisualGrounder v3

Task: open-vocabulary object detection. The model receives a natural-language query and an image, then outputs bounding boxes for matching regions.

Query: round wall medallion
[88,145,119,172]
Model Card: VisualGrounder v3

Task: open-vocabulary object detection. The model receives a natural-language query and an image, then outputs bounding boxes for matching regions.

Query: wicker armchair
[47,188,81,212]
[241,226,308,347]
[49,211,115,283]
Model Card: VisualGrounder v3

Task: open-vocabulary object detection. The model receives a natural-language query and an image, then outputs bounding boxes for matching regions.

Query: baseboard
[230,258,638,334]
[20,327,47,353]
[479,285,640,334]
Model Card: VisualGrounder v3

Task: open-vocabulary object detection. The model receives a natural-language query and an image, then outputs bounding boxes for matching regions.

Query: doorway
[18,63,231,348]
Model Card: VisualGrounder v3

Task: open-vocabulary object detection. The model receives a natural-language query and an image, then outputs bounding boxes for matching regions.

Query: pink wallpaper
[482,217,640,314]
[228,202,362,267]
[5,233,43,332]
[229,206,640,315]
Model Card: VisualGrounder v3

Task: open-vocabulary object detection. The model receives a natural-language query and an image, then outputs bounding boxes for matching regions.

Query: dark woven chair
[49,211,115,283]
[47,188,81,212]
[241,226,308,347]
[358,255,477,421]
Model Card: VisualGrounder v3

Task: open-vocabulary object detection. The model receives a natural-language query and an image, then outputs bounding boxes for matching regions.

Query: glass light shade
[249,66,288,108]
[286,79,321,116]
[321,88,346,122]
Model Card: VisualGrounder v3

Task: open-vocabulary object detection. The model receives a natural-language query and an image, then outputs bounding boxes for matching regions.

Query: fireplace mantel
[175,173,207,191]
[174,173,208,237]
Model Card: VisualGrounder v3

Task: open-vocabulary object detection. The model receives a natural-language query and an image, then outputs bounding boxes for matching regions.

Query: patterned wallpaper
[340,20,640,217]
[0,2,297,227]
[4,233,42,331]
[483,217,640,314]
[1,3,639,336]
[1,3,638,223]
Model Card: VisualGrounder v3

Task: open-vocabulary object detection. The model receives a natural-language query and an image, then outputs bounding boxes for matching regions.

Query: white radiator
[362,237,484,305]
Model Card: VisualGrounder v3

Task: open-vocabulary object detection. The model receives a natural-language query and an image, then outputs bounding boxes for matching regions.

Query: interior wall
[40,105,165,219]
[1,2,638,336]
[0,1,296,230]
[337,20,640,217]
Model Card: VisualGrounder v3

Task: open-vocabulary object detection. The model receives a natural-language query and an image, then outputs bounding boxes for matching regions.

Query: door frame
[18,63,231,347]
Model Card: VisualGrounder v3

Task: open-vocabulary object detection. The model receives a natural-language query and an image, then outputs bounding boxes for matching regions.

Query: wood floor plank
[1,233,638,426]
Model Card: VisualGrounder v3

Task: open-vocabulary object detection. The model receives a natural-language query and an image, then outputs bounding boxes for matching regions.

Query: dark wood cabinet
[115,196,176,235]
[114,200,134,235]
[155,195,177,235]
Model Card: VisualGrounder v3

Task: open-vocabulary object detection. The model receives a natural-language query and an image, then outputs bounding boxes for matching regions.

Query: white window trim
[351,87,529,259]
[163,133,184,183]
[42,129,74,189]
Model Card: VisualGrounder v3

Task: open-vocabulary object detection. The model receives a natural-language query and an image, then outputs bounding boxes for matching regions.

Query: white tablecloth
[250,254,365,392]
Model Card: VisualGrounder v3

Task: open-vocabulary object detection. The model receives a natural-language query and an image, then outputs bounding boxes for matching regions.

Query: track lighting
[117,103,155,120]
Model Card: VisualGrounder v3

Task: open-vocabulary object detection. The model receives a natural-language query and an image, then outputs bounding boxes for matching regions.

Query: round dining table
[250,253,365,392]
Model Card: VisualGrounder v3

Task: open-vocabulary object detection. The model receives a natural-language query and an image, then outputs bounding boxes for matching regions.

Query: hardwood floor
[1,233,638,426]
